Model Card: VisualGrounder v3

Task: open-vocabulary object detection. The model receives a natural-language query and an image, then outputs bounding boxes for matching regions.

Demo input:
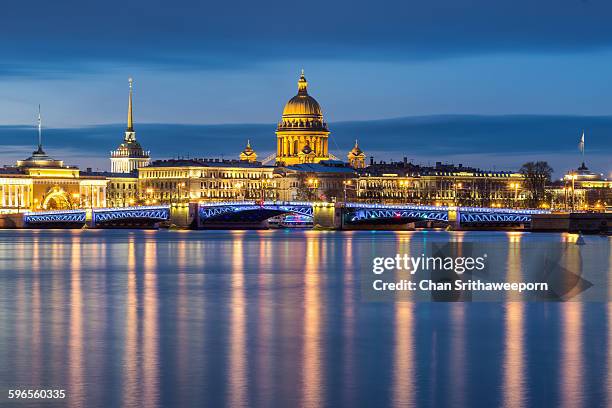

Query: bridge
[22,205,170,228]
[343,203,547,229]
[195,201,315,228]
[16,202,549,230]
[192,201,549,229]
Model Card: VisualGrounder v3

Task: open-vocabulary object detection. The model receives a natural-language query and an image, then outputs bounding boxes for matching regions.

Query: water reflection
[342,233,356,407]
[502,233,526,408]
[142,239,159,408]
[255,233,273,407]
[560,302,583,408]
[393,302,415,408]
[123,236,139,408]
[0,230,608,408]
[502,302,525,408]
[228,233,248,407]
[68,237,84,408]
[302,236,323,408]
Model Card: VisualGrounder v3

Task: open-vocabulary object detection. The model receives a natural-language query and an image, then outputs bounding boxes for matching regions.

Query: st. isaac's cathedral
[241,70,366,168]
[275,70,331,165]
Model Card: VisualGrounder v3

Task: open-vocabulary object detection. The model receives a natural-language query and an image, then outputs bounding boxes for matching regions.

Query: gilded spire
[297,69,308,94]
[37,104,42,150]
[127,77,134,132]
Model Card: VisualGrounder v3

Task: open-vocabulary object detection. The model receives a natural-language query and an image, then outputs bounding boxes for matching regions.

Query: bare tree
[520,161,553,208]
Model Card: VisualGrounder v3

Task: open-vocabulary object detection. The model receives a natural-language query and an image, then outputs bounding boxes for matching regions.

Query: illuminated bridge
[91,206,170,227]
[195,201,314,227]
[19,202,549,229]
[24,209,87,226]
[193,201,548,229]
[23,205,170,228]
[343,203,548,228]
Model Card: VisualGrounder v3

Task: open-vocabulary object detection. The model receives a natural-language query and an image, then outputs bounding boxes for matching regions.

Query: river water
[0,229,610,407]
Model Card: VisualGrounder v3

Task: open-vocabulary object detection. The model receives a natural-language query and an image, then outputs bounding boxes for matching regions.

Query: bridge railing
[197,201,320,207]
[343,202,550,215]
[93,205,170,213]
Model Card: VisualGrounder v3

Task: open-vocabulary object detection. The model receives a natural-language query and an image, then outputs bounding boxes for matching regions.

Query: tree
[519,161,553,208]
[294,173,318,201]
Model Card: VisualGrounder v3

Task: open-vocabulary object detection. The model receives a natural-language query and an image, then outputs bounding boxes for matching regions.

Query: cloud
[2,0,612,76]
[0,115,608,177]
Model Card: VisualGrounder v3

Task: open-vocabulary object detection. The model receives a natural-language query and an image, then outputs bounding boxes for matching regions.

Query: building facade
[356,161,527,207]
[138,159,277,204]
[275,161,357,202]
[103,173,139,208]
[0,122,107,213]
[549,162,611,211]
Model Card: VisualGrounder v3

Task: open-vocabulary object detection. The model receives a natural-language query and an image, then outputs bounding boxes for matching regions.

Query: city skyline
[1,0,611,178]
[0,85,609,179]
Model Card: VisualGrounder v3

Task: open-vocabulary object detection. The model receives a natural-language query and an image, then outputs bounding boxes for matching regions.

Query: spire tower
[110,77,150,173]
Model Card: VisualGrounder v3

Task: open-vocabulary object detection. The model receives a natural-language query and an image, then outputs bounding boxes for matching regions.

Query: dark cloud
[1,0,612,75]
[0,115,608,177]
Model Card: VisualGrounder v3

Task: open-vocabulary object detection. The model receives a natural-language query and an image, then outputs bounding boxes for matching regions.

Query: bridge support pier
[447,209,461,230]
[170,203,195,228]
[312,203,339,229]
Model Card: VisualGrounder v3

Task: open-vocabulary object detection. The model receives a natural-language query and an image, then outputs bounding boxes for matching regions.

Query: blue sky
[0,0,610,175]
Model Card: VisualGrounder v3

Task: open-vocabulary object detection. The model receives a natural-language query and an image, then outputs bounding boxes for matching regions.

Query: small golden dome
[281,71,323,119]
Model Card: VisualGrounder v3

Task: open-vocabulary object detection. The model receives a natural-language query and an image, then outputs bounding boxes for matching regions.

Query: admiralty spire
[110,78,150,173]
[275,70,330,165]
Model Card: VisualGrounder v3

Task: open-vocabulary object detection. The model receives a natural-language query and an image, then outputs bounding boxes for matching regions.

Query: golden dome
[278,71,328,131]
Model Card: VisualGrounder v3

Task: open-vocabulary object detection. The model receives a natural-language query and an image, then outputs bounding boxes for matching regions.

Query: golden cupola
[347,140,366,169]
[239,140,258,163]
[276,70,330,165]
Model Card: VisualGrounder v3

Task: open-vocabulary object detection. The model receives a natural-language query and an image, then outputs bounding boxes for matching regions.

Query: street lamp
[177,182,186,203]
[454,182,462,206]
[145,188,154,205]
[343,179,353,203]
[509,183,520,209]
[307,177,319,200]
[234,182,244,201]
[72,193,81,209]
[398,180,407,203]
[261,178,273,202]
[570,173,577,212]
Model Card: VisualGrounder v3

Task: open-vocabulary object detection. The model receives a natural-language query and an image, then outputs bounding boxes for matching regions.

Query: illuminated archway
[42,189,72,210]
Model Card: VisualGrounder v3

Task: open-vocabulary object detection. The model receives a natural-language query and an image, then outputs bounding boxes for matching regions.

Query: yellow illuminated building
[357,168,526,207]
[275,71,330,165]
[549,162,611,211]
[106,175,139,207]
[0,117,107,213]
[138,159,276,203]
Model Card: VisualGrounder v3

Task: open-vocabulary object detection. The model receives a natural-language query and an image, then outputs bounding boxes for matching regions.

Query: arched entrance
[42,189,72,210]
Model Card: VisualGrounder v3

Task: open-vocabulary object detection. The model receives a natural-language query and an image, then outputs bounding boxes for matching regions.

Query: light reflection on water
[0,229,609,408]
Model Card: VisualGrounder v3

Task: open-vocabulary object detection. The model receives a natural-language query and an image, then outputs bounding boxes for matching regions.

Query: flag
[578,131,585,154]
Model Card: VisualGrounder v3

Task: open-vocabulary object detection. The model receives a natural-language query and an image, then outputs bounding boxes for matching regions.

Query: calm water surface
[0,229,610,408]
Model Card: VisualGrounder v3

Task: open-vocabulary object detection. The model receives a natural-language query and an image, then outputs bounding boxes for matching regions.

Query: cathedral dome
[278,71,327,130]
[282,94,323,117]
